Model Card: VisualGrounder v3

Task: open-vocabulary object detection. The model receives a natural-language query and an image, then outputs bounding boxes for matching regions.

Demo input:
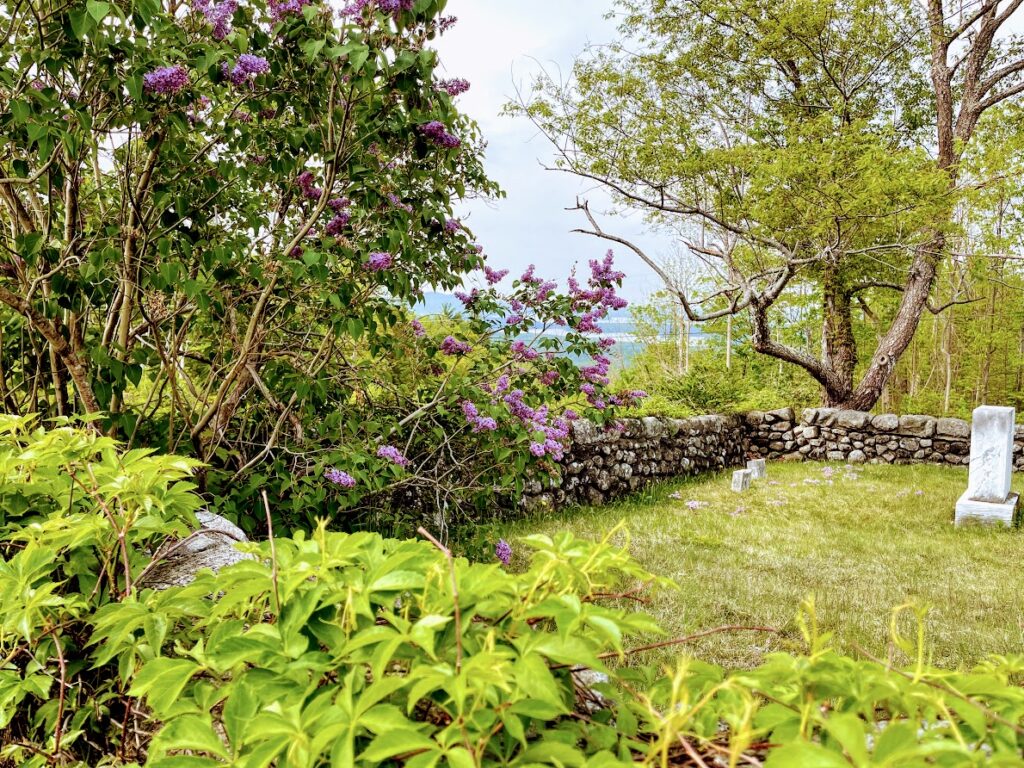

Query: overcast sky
[432,1,673,302]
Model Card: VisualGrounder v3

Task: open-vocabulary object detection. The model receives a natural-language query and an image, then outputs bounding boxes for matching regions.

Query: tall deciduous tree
[513,0,1024,409]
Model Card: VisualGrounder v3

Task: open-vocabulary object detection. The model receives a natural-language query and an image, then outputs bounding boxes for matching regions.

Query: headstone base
[954,491,1019,527]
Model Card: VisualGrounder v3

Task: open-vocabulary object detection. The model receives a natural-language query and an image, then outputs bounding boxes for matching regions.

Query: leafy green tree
[511,0,1024,409]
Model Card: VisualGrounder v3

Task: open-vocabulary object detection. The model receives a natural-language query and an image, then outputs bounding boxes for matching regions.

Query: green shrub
[4,418,1024,766]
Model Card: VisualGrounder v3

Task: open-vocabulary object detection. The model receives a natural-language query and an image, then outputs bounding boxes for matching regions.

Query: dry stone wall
[524,407,1024,509]
[523,414,746,509]
[744,407,1024,469]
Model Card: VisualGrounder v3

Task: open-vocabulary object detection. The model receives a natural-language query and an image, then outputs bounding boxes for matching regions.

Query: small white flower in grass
[914,489,924,496]
[668,491,683,500]
[686,500,707,510]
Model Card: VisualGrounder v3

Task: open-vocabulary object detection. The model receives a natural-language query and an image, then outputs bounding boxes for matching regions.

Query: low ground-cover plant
[3,418,1024,766]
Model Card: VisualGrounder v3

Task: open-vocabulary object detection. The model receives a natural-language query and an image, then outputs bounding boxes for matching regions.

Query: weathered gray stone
[139,511,251,590]
[848,449,867,463]
[898,414,936,437]
[731,469,752,492]
[871,414,899,431]
[836,410,870,429]
[746,458,767,479]
[936,418,970,439]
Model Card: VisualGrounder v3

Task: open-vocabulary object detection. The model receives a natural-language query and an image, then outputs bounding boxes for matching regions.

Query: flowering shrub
[0,0,639,531]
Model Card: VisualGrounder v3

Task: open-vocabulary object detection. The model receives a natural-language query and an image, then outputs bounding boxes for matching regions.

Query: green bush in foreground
[2,416,1024,766]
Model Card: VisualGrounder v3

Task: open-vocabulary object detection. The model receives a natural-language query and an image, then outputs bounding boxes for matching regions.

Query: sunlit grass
[484,462,1024,669]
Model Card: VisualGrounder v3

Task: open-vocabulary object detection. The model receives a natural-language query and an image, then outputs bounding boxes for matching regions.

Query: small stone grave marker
[746,458,766,480]
[731,468,752,492]
[954,405,1019,526]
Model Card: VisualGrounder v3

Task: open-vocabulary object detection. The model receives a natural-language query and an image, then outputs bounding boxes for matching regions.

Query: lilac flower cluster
[567,250,628,334]
[453,288,480,309]
[607,389,648,407]
[193,0,237,39]
[143,65,189,96]
[437,14,457,32]
[376,444,409,467]
[268,0,311,22]
[520,264,540,285]
[502,391,571,460]
[386,192,413,213]
[436,78,470,96]
[483,266,508,285]
[325,468,356,488]
[461,401,497,432]
[377,0,414,13]
[325,212,350,235]
[224,54,270,86]
[366,251,393,271]
[410,319,426,337]
[419,120,461,148]
[495,538,512,565]
[440,336,472,355]
[296,170,323,200]
[444,218,462,233]
[510,340,539,361]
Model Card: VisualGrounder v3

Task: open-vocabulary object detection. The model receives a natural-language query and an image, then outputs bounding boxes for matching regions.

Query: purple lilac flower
[296,171,322,200]
[328,197,350,211]
[30,79,45,90]
[419,120,461,148]
[511,341,538,361]
[325,468,356,488]
[224,54,270,86]
[535,280,557,302]
[437,14,457,32]
[444,218,462,233]
[436,78,470,96]
[483,266,508,285]
[193,0,237,39]
[529,442,546,457]
[495,539,512,565]
[268,0,311,21]
[325,212,350,236]
[378,0,414,13]
[143,65,189,96]
[387,192,413,213]
[410,319,426,337]
[366,251,393,271]
[564,409,579,421]
[520,264,540,285]
[461,401,479,420]
[454,289,480,309]
[440,336,472,356]
[505,314,523,326]
[473,416,497,431]
[377,444,409,467]
[540,370,559,386]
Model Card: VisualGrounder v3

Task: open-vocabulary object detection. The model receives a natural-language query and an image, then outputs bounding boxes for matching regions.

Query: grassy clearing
[483,462,1024,670]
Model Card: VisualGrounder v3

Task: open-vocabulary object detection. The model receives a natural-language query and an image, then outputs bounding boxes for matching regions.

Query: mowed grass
[490,462,1024,669]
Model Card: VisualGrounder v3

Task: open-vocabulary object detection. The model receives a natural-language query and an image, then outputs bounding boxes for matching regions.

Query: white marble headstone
[966,405,1014,503]
[955,405,1019,526]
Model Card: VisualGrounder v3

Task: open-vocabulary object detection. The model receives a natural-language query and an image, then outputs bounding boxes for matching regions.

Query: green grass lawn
[485,462,1024,670]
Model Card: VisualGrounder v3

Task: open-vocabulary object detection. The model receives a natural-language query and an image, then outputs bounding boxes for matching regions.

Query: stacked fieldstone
[746,408,976,466]
[521,407,1024,510]
[522,414,746,509]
